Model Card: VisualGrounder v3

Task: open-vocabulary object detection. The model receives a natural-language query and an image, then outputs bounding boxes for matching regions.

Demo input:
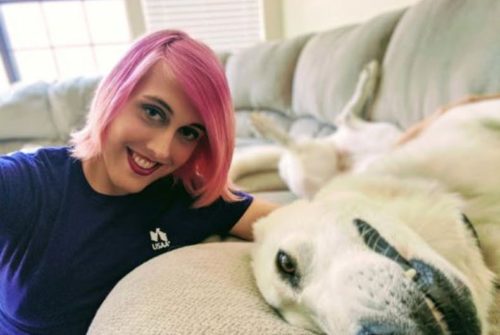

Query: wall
[262,0,284,40]
[124,0,421,42]
[281,0,421,38]
[125,0,146,39]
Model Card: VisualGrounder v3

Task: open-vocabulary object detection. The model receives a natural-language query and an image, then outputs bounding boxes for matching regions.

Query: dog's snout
[409,260,481,335]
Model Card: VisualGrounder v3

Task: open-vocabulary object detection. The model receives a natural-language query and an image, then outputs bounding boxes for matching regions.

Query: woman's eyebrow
[144,95,173,114]
[191,124,206,133]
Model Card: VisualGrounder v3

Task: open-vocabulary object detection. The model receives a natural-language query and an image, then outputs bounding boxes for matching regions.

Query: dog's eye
[276,250,302,289]
[277,250,296,274]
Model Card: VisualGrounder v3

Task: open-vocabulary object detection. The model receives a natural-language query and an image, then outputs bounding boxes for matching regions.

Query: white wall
[125,0,146,39]
[262,0,284,40]
[282,0,421,38]
[125,0,421,42]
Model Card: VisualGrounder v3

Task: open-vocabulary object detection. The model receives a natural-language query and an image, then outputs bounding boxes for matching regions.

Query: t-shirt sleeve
[199,191,254,236]
[0,152,39,243]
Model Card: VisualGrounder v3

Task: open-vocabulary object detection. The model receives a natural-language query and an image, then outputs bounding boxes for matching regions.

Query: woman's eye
[179,127,201,142]
[143,105,166,123]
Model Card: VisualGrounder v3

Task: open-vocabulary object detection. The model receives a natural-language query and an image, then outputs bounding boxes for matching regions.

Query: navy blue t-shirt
[0,147,252,334]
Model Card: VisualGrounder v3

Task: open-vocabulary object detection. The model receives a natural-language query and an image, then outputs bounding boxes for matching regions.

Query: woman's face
[84,62,205,195]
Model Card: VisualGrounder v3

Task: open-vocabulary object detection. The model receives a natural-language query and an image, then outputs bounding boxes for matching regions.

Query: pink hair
[70,30,237,207]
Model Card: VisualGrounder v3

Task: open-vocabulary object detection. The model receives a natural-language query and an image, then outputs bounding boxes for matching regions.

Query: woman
[0,30,277,334]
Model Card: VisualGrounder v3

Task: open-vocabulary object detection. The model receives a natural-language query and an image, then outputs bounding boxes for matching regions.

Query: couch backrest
[371,0,500,127]
[225,34,311,115]
[225,0,500,137]
[292,9,404,123]
[225,7,406,139]
[0,76,100,154]
[225,33,315,141]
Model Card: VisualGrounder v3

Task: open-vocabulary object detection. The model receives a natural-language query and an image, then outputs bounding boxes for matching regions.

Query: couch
[1,0,499,333]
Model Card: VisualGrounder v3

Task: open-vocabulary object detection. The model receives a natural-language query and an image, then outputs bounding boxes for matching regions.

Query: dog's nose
[357,324,401,335]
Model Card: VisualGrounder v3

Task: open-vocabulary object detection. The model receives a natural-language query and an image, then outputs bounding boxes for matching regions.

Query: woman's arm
[0,152,36,243]
[229,197,280,241]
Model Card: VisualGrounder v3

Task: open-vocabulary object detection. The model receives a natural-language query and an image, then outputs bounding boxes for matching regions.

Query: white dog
[252,98,500,335]
[243,60,402,198]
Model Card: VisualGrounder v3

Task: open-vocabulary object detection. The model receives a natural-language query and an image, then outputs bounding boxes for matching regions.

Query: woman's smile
[127,148,162,176]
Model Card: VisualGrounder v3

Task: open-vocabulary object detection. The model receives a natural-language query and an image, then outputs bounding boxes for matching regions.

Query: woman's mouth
[127,148,161,176]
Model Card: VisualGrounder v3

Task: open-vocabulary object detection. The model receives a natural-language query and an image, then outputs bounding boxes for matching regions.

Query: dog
[241,60,403,198]
[252,97,500,335]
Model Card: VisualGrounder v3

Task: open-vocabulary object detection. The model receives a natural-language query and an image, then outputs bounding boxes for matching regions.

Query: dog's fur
[237,61,402,198]
[252,98,500,334]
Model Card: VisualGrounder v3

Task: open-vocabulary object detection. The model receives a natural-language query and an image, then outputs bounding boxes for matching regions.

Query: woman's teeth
[132,151,157,169]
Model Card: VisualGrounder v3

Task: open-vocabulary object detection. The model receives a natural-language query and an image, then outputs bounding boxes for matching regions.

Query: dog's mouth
[354,218,482,335]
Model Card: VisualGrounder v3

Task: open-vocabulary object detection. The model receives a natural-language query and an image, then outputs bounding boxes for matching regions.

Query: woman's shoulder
[0,147,74,249]
[1,146,74,186]
[3,146,71,166]
[3,145,68,158]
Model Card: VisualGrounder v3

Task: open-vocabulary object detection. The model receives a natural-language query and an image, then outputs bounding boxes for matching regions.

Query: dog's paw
[359,60,380,97]
[336,60,381,124]
[363,60,379,77]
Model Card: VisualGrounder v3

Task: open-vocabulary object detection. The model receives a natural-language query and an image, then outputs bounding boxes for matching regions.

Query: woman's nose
[146,129,175,163]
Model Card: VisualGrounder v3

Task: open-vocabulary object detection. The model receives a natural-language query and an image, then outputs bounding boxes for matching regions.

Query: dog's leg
[250,113,293,146]
[229,145,284,182]
[396,93,500,146]
[335,60,380,126]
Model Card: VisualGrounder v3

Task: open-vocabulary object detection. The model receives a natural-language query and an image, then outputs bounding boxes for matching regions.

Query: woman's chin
[106,174,151,195]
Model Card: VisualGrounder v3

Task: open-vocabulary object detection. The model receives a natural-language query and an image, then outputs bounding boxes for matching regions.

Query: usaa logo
[150,228,171,251]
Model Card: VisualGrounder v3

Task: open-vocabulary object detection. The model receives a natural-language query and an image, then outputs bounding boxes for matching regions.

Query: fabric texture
[226,34,312,114]
[0,147,252,334]
[88,242,314,335]
[371,0,500,127]
[292,8,406,122]
[0,81,55,140]
[0,77,99,143]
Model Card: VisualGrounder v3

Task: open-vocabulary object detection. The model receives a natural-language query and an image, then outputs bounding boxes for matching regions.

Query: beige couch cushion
[371,0,500,127]
[226,34,311,114]
[0,76,99,154]
[0,81,55,140]
[292,8,406,123]
[89,242,314,335]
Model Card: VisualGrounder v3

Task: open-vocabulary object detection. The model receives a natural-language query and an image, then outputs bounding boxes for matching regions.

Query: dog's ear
[252,216,269,242]
[252,199,311,242]
[253,208,282,242]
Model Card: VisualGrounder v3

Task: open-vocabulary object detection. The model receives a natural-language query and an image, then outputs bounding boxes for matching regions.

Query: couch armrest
[89,242,313,335]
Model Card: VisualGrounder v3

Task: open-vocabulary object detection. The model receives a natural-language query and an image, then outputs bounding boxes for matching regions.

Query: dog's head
[252,180,495,335]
